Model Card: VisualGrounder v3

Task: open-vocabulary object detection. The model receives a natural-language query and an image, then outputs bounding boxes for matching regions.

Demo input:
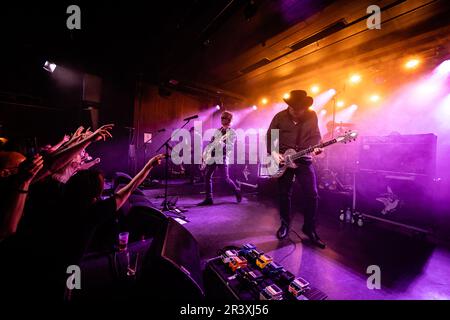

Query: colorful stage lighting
[283,93,290,100]
[435,60,450,76]
[405,59,420,70]
[311,85,320,94]
[252,105,258,111]
[261,98,268,105]
[215,105,221,110]
[349,74,361,84]
[336,100,345,107]
[370,94,380,102]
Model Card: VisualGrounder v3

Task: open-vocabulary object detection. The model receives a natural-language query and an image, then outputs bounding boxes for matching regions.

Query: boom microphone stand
[156,116,196,220]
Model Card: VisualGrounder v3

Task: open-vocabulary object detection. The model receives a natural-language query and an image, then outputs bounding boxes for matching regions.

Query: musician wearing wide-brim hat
[266,90,326,249]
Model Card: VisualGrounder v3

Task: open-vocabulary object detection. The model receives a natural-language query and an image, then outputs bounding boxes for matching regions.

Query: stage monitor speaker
[137,218,205,301]
[358,134,437,176]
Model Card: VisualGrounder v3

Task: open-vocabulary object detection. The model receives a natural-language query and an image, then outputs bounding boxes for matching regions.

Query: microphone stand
[156,118,193,220]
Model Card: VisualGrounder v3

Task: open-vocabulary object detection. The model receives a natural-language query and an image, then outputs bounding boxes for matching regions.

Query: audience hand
[18,154,44,184]
[148,154,165,168]
[91,124,114,142]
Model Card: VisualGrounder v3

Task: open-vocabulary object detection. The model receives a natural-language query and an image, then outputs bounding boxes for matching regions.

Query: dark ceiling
[1,0,450,102]
[0,0,335,94]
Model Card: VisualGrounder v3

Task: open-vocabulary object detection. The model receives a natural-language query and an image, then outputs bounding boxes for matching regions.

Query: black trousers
[277,162,319,232]
[204,163,239,199]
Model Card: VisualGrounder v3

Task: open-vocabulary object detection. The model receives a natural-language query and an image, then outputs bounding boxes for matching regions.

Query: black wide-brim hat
[283,90,314,109]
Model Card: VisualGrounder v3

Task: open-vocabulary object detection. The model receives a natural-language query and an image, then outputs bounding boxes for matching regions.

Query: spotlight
[336,100,345,107]
[370,94,380,102]
[215,105,221,110]
[405,59,420,70]
[308,106,314,111]
[252,105,258,111]
[320,109,327,116]
[283,93,290,100]
[349,104,358,111]
[43,61,57,73]
[311,85,320,94]
[435,60,450,76]
[349,74,361,84]
[261,98,268,105]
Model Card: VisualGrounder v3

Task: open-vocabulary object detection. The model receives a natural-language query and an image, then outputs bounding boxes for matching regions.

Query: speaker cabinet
[355,170,436,232]
[359,134,437,176]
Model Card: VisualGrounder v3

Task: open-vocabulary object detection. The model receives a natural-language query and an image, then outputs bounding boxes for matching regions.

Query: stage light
[43,61,57,73]
[349,104,358,111]
[320,109,327,116]
[261,98,268,105]
[215,105,221,110]
[349,74,361,84]
[405,59,420,70]
[252,105,258,111]
[435,60,450,76]
[283,93,290,100]
[370,94,380,102]
[336,100,345,107]
[311,85,320,94]
[308,106,314,111]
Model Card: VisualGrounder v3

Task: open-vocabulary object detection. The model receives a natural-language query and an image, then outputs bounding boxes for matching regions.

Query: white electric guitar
[200,131,233,170]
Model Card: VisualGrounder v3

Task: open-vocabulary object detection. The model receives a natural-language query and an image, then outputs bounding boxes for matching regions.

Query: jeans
[204,163,239,199]
[277,162,319,232]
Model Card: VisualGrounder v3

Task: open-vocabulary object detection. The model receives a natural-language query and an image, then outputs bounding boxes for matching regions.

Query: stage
[138,178,450,300]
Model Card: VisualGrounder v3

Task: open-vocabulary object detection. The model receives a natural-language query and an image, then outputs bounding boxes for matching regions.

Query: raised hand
[18,154,44,184]
[148,153,166,168]
[91,124,114,142]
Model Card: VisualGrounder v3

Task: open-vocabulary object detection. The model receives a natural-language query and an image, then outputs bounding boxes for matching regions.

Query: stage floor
[142,180,450,300]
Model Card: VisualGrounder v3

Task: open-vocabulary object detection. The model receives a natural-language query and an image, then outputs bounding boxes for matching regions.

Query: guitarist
[198,111,242,206]
[266,90,326,248]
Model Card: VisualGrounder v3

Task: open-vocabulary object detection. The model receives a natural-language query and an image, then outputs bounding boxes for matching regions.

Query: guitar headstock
[336,130,358,144]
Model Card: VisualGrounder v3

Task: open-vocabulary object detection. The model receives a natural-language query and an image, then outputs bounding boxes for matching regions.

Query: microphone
[183,115,199,121]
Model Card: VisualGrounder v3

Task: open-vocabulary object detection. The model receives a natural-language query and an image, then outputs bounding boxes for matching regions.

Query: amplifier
[358,134,437,176]
[355,170,436,232]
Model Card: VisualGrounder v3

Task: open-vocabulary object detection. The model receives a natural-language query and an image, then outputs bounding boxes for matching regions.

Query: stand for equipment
[155,119,193,221]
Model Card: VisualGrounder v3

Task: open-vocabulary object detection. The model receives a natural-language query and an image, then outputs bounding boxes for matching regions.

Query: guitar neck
[291,138,337,161]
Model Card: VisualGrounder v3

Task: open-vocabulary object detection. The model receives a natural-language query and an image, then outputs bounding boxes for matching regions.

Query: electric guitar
[268,130,358,178]
[200,130,233,170]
